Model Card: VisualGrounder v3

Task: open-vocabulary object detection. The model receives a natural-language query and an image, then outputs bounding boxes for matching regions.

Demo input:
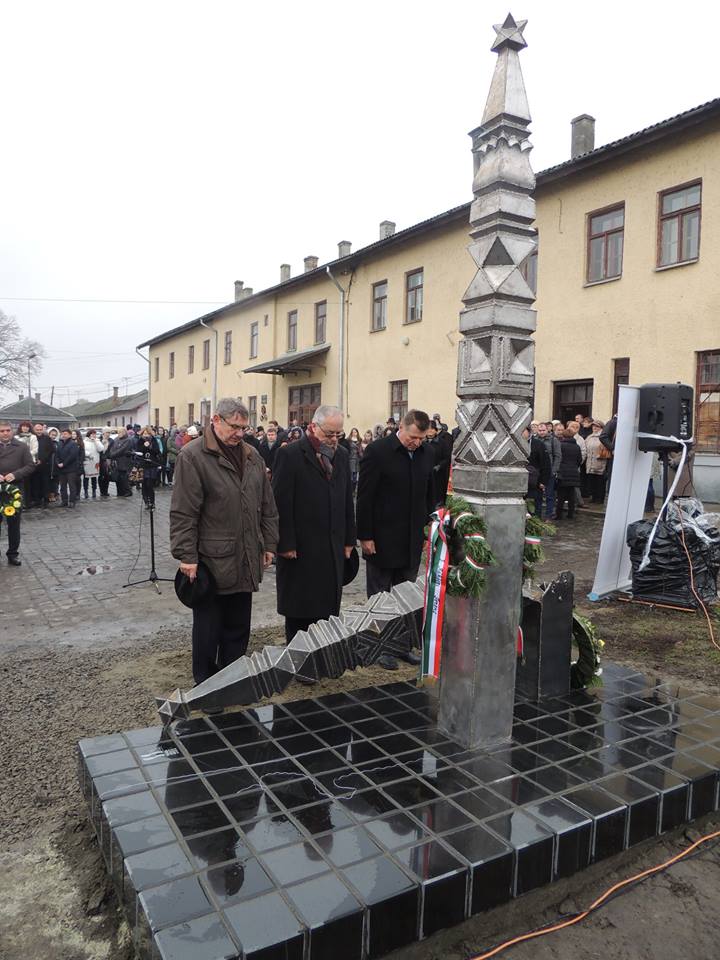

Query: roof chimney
[234,280,245,302]
[304,256,319,273]
[18,393,24,401]
[35,392,41,401]
[338,240,352,258]
[113,386,119,401]
[571,114,595,159]
[280,264,291,283]
[379,220,396,240]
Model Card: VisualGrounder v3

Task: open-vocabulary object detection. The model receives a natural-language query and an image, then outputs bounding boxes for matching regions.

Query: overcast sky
[1,0,718,410]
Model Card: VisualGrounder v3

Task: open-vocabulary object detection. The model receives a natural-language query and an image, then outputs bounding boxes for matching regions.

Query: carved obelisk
[438,14,536,749]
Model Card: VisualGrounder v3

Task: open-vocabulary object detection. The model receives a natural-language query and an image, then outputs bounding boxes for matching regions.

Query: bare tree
[0,311,45,394]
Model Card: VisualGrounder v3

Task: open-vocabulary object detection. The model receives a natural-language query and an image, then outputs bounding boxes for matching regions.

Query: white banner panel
[588,385,653,600]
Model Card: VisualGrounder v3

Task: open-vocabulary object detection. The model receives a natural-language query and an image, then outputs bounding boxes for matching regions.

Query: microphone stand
[123,451,173,594]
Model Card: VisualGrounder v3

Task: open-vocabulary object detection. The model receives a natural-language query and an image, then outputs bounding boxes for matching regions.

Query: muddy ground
[3,506,720,960]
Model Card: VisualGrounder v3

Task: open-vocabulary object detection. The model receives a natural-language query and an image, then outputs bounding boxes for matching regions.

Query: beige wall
[148,119,720,435]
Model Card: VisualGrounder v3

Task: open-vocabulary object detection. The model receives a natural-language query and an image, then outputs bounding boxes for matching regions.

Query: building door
[288,383,321,426]
[553,380,593,424]
[200,400,211,428]
[612,358,630,416]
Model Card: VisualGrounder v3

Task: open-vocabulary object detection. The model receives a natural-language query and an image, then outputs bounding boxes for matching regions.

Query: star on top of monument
[491,13,528,52]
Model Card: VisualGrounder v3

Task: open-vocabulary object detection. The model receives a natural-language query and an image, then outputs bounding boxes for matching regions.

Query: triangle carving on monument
[463,269,495,302]
[482,237,514,267]
[496,266,535,300]
[483,264,515,290]
[508,340,534,376]
[499,235,536,266]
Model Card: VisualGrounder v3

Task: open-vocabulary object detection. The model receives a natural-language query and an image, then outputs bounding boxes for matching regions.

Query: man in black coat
[524,426,551,516]
[258,425,281,477]
[357,409,433,669]
[272,405,356,645]
[31,423,55,508]
[0,420,35,565]
[55,428,82,507]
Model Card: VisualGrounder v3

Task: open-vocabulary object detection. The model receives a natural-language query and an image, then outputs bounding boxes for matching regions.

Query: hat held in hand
[174,561,216,608]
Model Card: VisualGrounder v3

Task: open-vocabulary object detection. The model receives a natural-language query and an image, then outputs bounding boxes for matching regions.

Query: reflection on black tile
[452,787,512,821]
[312,725,359,749]
[314,767,370,796]
[562,786,627,862]
[285,872,364,960]
[260,840,329,884]
[93,768,147,802]
[658,753,718,820]
[351,718,397,739]
[177,731,227,755]
[443,825,514,914]
[630,763,689,833]
[111,815,177,861]
[344,856,419,958]
[206,768,260,800]
[125,842,192,891]
[488,775,550,807]
[296,750,347,776]
[325,825,382,866]
[422,767,478,796]
[103,790,161,828]
[225,890,305,960]
[527,739,580,763]
[337,788,400,821]
[202,857,275,904]
[192,749,243,774]
[185,827,249,871]
[241,814,302,852]
[86,749,138,778]
[252,758,305,786]
[334,740,385,766]
[277,733,326,756]
[259,718,307,739]
[153,775,213,811]
[330,703,377,723]
[296,712,341,733]
[485,810,554,895]
[138,873,213,932]
[391,840,467,936]
[386,711,427,732]
[293,801,354,836]
[524,798,592,878]
[365,812,431,850]
[154,911,238,960]
[407,798,474,835]
[384,778,440,807]
[170,801,231,838]
[457,756,515,783]
[356,759,409,786]
[234,742,286,766]
[597,774,659,846]
[268,777,327,811]
[370,697,409,717]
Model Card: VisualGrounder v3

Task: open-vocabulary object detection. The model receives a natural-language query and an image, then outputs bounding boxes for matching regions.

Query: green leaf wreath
[1,482,23,518]
[571,612,605,688]
[523,507,556,580]
[443,494,496,598]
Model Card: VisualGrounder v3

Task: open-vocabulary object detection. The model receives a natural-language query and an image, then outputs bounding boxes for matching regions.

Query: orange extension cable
[470,828,720,960]
[675,510,720,654]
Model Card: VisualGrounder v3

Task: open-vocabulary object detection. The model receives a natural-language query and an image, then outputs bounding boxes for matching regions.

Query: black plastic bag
[626,518,720,607]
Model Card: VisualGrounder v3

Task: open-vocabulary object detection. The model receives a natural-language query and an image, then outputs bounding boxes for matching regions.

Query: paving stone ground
[0,487,369,654]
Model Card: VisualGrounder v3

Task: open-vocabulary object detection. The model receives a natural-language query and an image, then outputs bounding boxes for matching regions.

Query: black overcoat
[356,432,434,570]
[557,438,583,486]
[272,434,356,620]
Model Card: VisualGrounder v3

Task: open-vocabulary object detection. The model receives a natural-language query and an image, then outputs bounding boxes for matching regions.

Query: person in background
[536,422,560,520]
[0,420,35,564]
[524,426,551,517]
[107,427,134,498]
[15,420,38,511]
[31,423,54,509]
[347,428,363,493]
[566,420,587,508]
[259,425,280,477]
[155,426,169,486]
[69,429,85,505]
[556,428,582,520]
[361,430,374,453]
[98,431,112,499]
[585,420,608,504]
[137,426,162,508]
[56,428,82,508]
[82,429,104,499]
[47,427,61,502]
[166,428,182,484]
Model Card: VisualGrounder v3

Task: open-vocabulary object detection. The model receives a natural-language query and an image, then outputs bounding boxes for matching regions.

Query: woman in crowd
[347,427,363,492]
[107,427,135,498]
[14,420,38,509]
[585,419,608,504]
[361,429,373,453]
[82,429,104,499]
[47,427,61,501]
[98,430,113,499]
[556,427,583,520]
[155,426,169,485]
[70,429,86,504]
[136,426,162,508]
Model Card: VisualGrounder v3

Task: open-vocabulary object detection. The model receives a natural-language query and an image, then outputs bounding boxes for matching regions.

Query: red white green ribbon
[524,535,541,546]
[422,508,451,678]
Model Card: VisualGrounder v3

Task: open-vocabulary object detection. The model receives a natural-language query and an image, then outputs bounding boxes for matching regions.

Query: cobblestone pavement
[0,487,369,654]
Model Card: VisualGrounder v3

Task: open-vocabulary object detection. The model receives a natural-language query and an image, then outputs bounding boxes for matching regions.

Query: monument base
[79,665,720,960]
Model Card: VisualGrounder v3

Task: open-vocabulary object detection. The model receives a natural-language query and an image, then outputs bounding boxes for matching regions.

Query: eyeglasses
[316,425,343,438]
[218,415,248,433]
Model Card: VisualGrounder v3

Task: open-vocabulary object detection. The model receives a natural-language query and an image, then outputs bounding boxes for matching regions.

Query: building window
[250,321,259,359]
[519,244,538,294]
[200,400,211,425]
[188,344,194,374]
[405,270,423,324]
[169,406,175,425]
[264,314,269,327]
[153,408,159,427]
[261,394,268,405]
[188,402,194,424]
[658,182,701,267]
[587,205,624,282]
[153,357,159,382]
[169,352,175,379]
[288,383,321,426]
[372,281,388,331]
[202,339,210,370]
[224,330,232,365]
[553,379,593,422]
[287,310,298,352]
[696,349,720,454]
[390,380,408,421]
[314,300,327,344]
[248,396,257,428]
[612,358,630,415]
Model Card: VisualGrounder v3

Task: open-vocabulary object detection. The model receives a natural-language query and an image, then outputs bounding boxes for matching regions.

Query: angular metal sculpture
[516,572,574,701]
[438,13,537,748]
[156,578,424,722]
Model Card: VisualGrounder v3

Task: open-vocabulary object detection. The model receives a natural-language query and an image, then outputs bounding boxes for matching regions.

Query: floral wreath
[1,482,23,517]
[443,494,497,598]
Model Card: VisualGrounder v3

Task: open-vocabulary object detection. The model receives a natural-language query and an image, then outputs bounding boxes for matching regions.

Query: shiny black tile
[344,856,420,958]
[260,840,329,885]
[292,801,354,836]
[259,718,307,739]
[285,872,364,960]
[374,734,432,759]
[369,697,409,717]
[337,788,400,821]
[527,739,580,763]
[522,764,584,794]
[153,775,214,811]
[422,767,478,797]
[390,840,467,936]
[658,753,718,819]
[295,712,341,733]
[386,711,427,732]
[252,705,291,724]
[407,798,474,835]
[443,825,514,914]
[202,857,275,904]
[154,911,238,960]
[485,810,554,895]
[356,759,410,786]
[562,785,627,861]
[219,724,270,747]
[193,749,243,774]
[296,750,348,776]
[456,756,515,783]
[313,767,370,796]
[329,703,377,723]
[233,742,286,766]
[514,702,543,721]
[383,778,440,807]
[524,798,592,878]
[211,711,260,729]
[125,841,192,891]
[351,718,397,739]
[487,775,550,807]
[311,725,360,749]
[170,801,232,838]
[252,758,306,786]
[103,790,161,828]
[241,814,303,852]
[325,825,382,866]
[86,749,138,778]
[111,815,177,862]
[185,827,250,871]
[380,682,418,696]
[532,715,574,737]
[281,698,325,716]
[93,768,147,803]
[597,774,660,846]
[205,770,261,801]
[177,731,227,755]
[349,687,390,703]
[138,873,214,931]
[365,812,431,850]
[629,763,689,832]
[268,777,327,811]
[512,723,550,746]
[452,787,512,821]
[225,890,305,960]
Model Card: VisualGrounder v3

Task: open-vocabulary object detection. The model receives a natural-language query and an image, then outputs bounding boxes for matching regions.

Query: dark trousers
[588,473,606,503]
[366,561,420,599]
[141,477,155,506]
[98,469,110,496]
[115,470,132,497]
[30,468,50,505]
[191,591,253,684]
[556,484,576,519]
[59,472,80,504]
[83,475,98,496]
[285,617,316,644]
[0,511,21,557]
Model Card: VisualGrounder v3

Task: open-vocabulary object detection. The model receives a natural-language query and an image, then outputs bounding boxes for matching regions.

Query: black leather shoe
[7,556,21,566]
[377,654,400,671]
[399,650,422,666]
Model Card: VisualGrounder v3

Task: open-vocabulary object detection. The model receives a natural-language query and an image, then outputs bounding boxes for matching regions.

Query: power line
[0,296,226,305]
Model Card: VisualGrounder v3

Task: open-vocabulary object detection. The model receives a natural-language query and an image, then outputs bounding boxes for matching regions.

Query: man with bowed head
[170,398,279,684]
[272,405,356,644]
[357,409,435,670]
[0,420,35,566]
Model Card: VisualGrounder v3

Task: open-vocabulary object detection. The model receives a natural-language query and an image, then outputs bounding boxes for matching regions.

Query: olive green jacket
[169,427,279,594]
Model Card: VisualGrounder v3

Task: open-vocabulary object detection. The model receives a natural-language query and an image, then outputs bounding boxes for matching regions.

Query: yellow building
[139,98,720,497]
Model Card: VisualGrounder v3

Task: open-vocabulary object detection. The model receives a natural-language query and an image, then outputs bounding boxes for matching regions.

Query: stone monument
[438,13,537,749]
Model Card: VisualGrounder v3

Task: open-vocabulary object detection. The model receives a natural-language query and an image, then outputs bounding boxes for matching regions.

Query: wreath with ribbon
[443,494,497,597]
[0,483,23,517]
[571,612,605,688]
[523,509,556,580]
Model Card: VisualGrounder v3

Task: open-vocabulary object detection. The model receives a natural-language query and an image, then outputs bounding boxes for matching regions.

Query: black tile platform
[78,664,720,960]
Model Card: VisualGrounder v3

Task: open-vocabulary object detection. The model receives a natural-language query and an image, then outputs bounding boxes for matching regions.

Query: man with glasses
[170,398,279,684]
[272,405,356,647]
[357,409,434,669]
